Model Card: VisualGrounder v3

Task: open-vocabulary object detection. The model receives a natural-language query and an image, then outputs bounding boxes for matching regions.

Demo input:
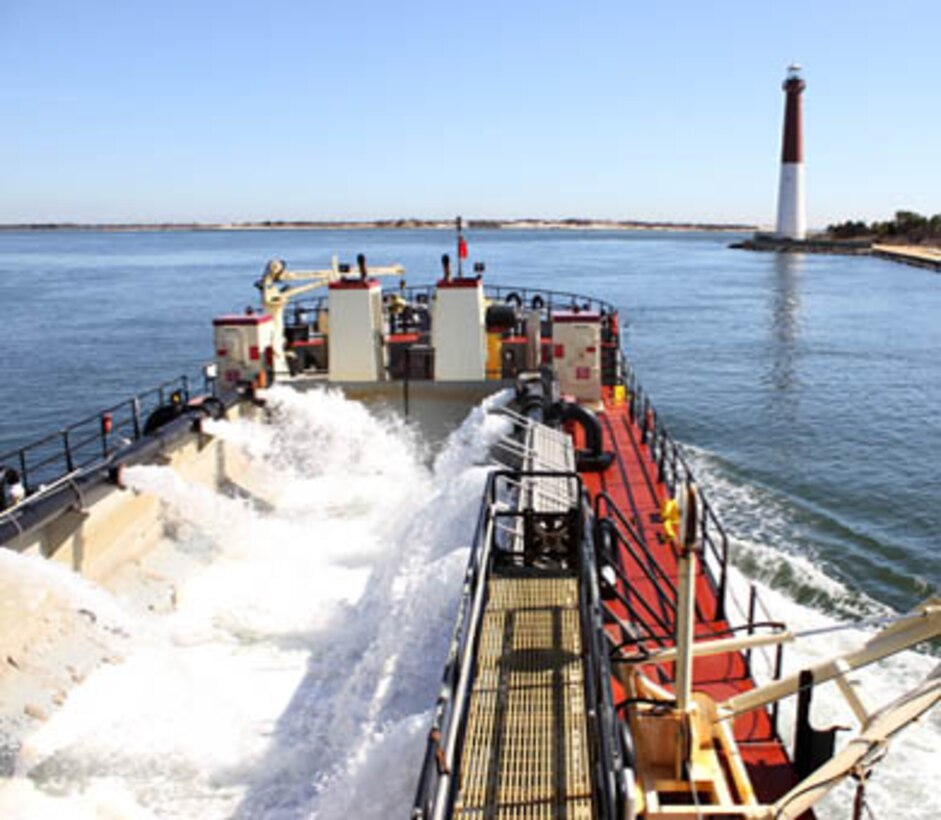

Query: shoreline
[731,235,941,271]
[0,219,754,234]
[871,243,941,271]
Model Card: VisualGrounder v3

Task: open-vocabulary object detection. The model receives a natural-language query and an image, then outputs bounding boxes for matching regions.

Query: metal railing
[288,283,618,325]
[595,485,787,737]
[595,492,684,630]
[625,363,731,620]
[482,284,617,316]
[575,489,634,819]
[743,581,786,738]
[412,468,631,820]
[411,469,504,820]
[0,374,202,507]
[393,283,617,317]
[284,283,621,382]
[618,355,786,736]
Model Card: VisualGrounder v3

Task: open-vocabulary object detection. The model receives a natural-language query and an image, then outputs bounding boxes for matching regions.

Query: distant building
[775,64,806,240]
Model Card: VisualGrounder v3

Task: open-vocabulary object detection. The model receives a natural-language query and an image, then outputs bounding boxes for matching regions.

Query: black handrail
[414,468,555,818]
[0,373,209,510]
[289,283,619,322]
[595,492,688,621]
[576,490,633,819]
[621,354,786,735]
[412,468,632,820]
[411,473,493,818]
[624,358,731,620]
[598,556,673,648]
[598,412,650,552]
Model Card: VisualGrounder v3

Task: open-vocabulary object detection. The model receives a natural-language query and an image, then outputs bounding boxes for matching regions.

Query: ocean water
[0,229,938,818]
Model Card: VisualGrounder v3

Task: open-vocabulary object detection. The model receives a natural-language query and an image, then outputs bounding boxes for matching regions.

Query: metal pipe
[625,629,795,666]
[720,599,941,720]
[746,584,757,674]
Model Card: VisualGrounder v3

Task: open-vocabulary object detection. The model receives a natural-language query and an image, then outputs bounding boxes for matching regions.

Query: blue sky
[2,1,939,227]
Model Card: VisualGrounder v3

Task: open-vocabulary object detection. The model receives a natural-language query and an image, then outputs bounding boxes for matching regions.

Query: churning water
[1,387,512,818]
[0,229,938,817]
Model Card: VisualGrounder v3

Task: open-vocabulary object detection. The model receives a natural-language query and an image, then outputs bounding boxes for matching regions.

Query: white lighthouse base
[776,162,806,240]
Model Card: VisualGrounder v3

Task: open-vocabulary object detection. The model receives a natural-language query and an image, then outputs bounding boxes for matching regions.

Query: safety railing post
[714,528,728,621]
[771,642,784,739]
[657,429,666,483]
[63,430,75,473]
[745,584,757,675]
[132,398,142,440]
[18,449,29,494]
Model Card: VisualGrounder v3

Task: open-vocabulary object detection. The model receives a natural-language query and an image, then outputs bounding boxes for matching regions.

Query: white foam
[0,547,129,631]
[691,439,941,820]
[727,566,940,819]
[3,386,510,818]
[0,777,156,820]
[685,444,890,619]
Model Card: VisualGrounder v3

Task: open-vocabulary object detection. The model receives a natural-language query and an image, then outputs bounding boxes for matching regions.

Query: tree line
[827,210,941,241]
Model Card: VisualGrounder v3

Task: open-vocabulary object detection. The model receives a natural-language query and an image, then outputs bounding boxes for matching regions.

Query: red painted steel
[435,277,481,289]
[781,75,806,164]
[287,338,326,348]
[581,391,799,803]
[212,314,273,326]
[553,310,601,323]
[327,278,381,290]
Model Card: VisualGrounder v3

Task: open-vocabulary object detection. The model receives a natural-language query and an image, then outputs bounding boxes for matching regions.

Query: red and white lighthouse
[775,64,806,240]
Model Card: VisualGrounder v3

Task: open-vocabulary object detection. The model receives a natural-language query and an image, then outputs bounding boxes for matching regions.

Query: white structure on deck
[432,278,487,380]
[327,278,384,382]
[552,311,602,405]
[213,313,275,388]
[775,64,807,240]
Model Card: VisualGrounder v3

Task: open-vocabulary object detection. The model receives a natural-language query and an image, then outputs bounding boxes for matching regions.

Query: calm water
[1,228,938,614]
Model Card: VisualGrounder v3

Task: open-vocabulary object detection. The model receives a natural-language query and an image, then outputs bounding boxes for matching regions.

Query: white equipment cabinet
[213,313,276,387]
[327,278,384,381]
[432,278,487,380]
[551,311,602,404]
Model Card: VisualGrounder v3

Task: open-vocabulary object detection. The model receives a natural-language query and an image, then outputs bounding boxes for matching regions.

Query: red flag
[458,236,468,259]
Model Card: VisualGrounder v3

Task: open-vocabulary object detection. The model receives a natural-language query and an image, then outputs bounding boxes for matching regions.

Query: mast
[673,481,700,779]
[456,216,468,277]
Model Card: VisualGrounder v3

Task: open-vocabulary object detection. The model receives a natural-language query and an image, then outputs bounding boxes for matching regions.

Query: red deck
[581,392,798,803]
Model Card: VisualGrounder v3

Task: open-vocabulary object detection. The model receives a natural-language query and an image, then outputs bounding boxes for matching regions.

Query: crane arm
[255,256,405,377]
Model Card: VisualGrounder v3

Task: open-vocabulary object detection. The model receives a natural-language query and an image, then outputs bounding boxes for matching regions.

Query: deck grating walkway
[455,575,593,819]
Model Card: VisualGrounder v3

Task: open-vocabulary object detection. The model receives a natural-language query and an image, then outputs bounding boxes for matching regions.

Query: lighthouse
[775,64,806,240]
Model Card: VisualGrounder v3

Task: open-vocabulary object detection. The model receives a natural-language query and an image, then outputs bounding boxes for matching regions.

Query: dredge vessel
[1,237,938,819]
